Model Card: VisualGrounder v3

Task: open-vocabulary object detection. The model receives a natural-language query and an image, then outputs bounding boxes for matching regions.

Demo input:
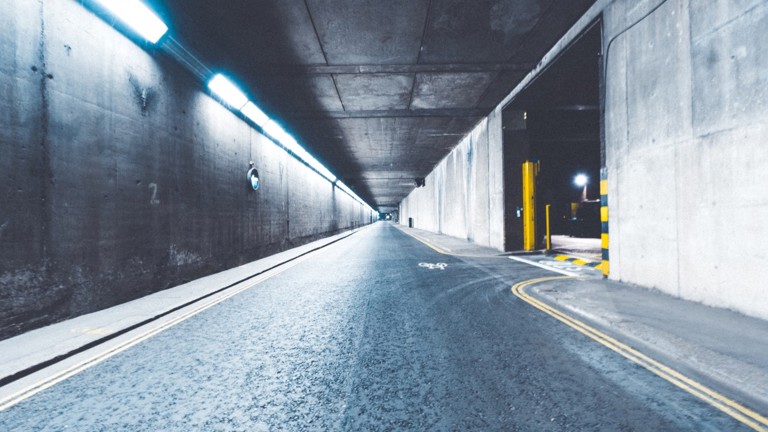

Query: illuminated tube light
[336,179,375,212]
[93,0,168,43]
[208,74,249,109]
[302,153,336,183]
[263,121,337,182]
[263,120,289,144]
[336,181,363,203]
[241,102,269,127]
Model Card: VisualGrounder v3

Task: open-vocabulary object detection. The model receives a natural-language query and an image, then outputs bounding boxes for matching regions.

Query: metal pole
[545,204,551,251]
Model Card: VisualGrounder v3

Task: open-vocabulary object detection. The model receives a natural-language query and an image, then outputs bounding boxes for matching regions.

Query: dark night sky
[506,23,602,235]
[529,109,601,234]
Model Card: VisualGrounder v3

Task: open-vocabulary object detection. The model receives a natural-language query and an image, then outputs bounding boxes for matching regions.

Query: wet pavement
[0,222,756,431]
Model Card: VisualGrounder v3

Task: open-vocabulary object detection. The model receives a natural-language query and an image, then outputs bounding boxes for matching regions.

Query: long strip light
[208,74,249,109]
[241,102,269,127]
[89,0,374,212]
[263,120,336,183]
[336,180,373,211]
[207,76,371,207]
[93,0,168,44]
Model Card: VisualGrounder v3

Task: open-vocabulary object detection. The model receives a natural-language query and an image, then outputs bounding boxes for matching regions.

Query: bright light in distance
[94,0,168,43]
[574,174,589,187]
[241,102,269,127]
[208,74,249,109]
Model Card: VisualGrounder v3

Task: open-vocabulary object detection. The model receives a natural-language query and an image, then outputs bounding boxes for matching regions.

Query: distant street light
[574,174,588,202]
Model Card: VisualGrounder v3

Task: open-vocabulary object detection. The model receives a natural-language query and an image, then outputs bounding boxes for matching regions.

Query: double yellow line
[0,255,308,412]
[512,276,768,431]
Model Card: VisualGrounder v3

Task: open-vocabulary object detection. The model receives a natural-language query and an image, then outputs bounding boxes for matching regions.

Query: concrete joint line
[511,277,768,432]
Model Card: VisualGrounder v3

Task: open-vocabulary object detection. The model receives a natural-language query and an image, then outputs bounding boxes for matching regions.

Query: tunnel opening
[502,20,602,253]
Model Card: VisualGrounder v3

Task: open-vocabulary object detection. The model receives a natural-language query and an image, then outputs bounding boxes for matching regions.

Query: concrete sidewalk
[0,228,364,385]
[526,277,768,413]
[392,225,505,257]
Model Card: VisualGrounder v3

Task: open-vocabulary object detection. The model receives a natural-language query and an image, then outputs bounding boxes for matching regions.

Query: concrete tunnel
[1,1,768,430]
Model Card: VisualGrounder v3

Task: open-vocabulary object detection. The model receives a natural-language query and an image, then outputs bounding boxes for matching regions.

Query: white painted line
[508,256,580,277]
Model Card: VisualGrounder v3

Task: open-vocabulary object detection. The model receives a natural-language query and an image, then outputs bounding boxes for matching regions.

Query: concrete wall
[399,0,768,320]
[604,0,768,319]
[399,108,505,251]
[0,0,373,339]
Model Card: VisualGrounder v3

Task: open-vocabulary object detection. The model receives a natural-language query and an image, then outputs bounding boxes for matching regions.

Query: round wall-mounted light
[247,162,260,191]
[574,174,588,187]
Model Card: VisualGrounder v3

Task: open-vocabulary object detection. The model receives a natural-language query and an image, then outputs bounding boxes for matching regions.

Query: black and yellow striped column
[600,168,609,277]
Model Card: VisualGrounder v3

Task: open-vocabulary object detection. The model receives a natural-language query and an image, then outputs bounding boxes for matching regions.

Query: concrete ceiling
[156,0,595,212]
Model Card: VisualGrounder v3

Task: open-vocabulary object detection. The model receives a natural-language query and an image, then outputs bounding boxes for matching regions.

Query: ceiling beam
[252,62,535,76]
[285,108,488,119]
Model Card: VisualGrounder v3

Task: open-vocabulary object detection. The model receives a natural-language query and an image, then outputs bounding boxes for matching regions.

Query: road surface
[0,223,748,431]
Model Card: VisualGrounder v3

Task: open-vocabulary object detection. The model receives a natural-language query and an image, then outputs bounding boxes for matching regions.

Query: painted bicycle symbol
[418,262,448,270]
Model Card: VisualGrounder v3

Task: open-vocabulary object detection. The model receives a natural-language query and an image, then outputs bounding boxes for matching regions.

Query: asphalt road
[0,223,750,431]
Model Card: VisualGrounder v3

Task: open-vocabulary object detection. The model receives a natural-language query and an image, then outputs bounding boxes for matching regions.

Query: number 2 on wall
[148,182,160,205]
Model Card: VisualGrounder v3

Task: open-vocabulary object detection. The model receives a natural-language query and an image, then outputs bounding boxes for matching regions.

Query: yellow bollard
[545,204,551,251]
[522,161,539,251]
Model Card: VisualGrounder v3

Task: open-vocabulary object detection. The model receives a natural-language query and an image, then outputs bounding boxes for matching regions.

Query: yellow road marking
[512,276,768,432]
[0,254,311,412]
[393,225,504,259]
[552,254,601,269]
[404,230,450,255]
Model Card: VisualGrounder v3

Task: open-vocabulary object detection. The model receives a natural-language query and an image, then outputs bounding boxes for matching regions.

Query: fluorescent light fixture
[280,133,302,153]
[208,74,249,109]
[263,121,337,182]
[241,102,269,127]
[94,0,168,43]
[337,181,353,196]
[337,181,364,203]
[263,120,289,144]
[336,180,374,211]
[302,153,336,182]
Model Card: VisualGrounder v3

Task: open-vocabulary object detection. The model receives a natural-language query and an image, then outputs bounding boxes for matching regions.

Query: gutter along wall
[0,0,373,340]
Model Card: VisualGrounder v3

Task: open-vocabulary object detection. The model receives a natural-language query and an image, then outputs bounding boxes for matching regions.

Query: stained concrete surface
[0,223,751,431]
[604,0,768,319]
[0,0,373,340]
